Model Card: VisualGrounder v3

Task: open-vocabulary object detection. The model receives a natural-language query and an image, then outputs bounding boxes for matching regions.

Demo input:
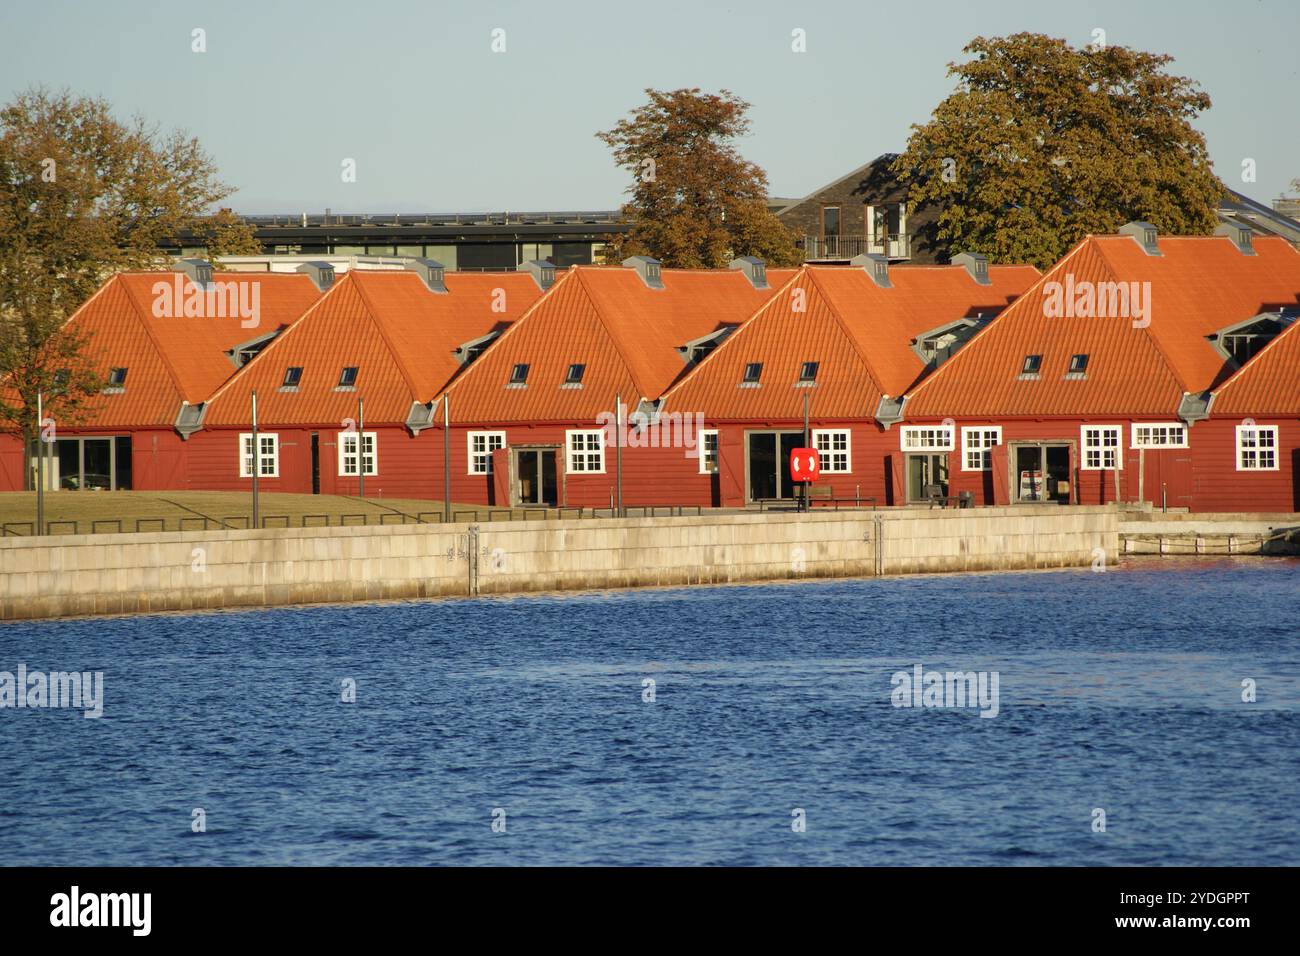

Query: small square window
[1021,355,1042,375]
[338,366,358,388]
[283,367,303,388]
[108,367,128,387]
[1068,354,1089,375]
[799,361,819,383]
[510,363,530,385]
[565,363,585,385]
[743,362,763,384]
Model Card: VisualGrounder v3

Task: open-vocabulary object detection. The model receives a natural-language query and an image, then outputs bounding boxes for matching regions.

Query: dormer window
[741,362,763,386]
[1211,311,1297,366]
[564,363,585,386]
[282,367,303,388]
[509,363,530,387]
[337,367,358,388]
[1067,354,1089,378]
[798,361,819,384]
[108,367,128,387]
[1020,355,1042,379]
[645,262,661,282]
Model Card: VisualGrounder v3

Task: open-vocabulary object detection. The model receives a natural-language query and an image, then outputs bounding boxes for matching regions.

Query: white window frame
[239,433,280,478]
[1081,425,1122,470]
[900,424,955,452]
[1131,423,1188,449]
[566,430,605,474]
[698,429,719,475]
[468,431,507,475]
[812,429,852,473]
[1235,424,1279,471]
[961,426,1002,471]
[338,431,377,477]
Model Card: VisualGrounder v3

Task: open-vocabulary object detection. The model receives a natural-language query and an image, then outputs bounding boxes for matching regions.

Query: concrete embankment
[0,505,1119,620]
[1120,511,1300,556]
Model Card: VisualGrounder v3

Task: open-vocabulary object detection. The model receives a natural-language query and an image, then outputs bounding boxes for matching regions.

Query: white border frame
[960,426,1003,472]
[467,431,508,475]
[1130,422,1188,449]
[239,432,280,478]
[565,429,606,474]
[900,424,955,452]
[1080,425,1123,470]
[811,428,852,474]
[1235,424,1280,471]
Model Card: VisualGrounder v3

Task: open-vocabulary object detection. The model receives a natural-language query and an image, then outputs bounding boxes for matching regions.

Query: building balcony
[802,234,911,262]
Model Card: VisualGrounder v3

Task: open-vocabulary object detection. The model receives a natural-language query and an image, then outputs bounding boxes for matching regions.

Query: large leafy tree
[892,34,1222,269]
[597,88,801,268]
[0,87,255,478]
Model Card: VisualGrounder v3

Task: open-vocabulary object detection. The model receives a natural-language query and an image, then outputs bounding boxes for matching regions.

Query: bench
[923,484,973,509]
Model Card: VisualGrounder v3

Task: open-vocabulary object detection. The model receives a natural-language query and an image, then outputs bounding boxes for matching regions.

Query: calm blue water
[1,557,1297,866]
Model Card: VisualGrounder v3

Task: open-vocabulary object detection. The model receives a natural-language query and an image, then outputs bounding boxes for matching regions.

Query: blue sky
[2,0,1297,213]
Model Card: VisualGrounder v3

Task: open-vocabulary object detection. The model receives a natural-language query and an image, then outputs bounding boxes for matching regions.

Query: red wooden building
[185,263,550,499]
[431,258,796,509]
[1,265,321,493]
[659,255,1039,506]
[897,224,1300,511]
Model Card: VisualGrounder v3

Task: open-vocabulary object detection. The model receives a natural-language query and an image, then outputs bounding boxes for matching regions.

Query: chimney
[622,255,664,290]
[406,258,447,293]
[1214,223,1256,256]
[296,261,335,292]
[1119,221,1161,256]
[729,256,768,289]
[951,252,991,285]
[517,259,557,291]
[850,253,891,289]
[175,258,214,287]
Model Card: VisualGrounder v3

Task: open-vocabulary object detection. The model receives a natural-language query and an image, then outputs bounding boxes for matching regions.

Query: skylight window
[799,361,819,383]
[1020,355,1042,377]
[1068,354,1089,376]
[509,363,530,386]
[283,367,303,388]
[338,366,358,388]
[742,362,763,384]
[107,367,128,387]
[565,363,585,385]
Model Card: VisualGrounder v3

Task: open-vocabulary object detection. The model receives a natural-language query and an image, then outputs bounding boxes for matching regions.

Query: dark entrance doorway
[515,448,558,506]
[905,452,949,503]
[746,431,803,502]
[310,433,320,494]
[1012,443,1072,503]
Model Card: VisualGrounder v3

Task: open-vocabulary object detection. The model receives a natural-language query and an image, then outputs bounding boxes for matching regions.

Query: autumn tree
[892,34,1223,269]
[597,88,801,268]
[195,206,263,262]
[0,87,248,482]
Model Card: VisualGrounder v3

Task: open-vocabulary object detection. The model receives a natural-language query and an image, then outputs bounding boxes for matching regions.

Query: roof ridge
[570,268,660,402]
[659,267,807,405]
[116,274,190,403]
[348,272,424,400]
[804,267,893,398]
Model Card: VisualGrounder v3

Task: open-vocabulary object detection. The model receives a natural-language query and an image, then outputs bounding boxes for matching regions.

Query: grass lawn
[0,491,527,536]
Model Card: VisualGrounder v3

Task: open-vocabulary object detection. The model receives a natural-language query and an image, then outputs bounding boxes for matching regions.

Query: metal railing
[803,234,911,261]
[238,211,626,229]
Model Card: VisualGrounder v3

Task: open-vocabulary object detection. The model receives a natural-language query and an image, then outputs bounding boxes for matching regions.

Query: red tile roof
[63,272,321,428]
[439,265,796,423]
[203,270,546,426]
[903,235,1300,419]
[661,264,1037,419]
[1211,317,1300,415]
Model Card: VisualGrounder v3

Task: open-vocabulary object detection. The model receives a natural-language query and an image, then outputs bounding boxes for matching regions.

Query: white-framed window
[961,426,1002,471]
[566,430,605,473]
[338,431,377,476]
[698,430,719,474]
[900,424,955,452]
[1131,423,1188,449]
[812,429,851,473]
[239,433,279,478]
[468,431,507,475]
[1236,424,1279,471]
[1081,425,1122,470]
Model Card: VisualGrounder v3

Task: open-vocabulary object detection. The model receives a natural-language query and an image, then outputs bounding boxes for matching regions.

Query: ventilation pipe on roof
[850,253,892,289]
[1119,221,1161,256]
[951,252,992,285]
[406,258,448,293]
[517,259,557,291]
[728,256,768,289]
[175,258,214,287]
[622,255,664,290]
[1214,223,1256,256]
[296,261,336,291]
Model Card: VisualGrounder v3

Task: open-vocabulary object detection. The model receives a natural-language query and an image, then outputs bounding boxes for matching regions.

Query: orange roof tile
[903,235,1300,419]
[661,263,1037,420]
[62,272,320,428]
[1211,317,1300,415]
[203,270,546,426]
[439,266,796,423]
